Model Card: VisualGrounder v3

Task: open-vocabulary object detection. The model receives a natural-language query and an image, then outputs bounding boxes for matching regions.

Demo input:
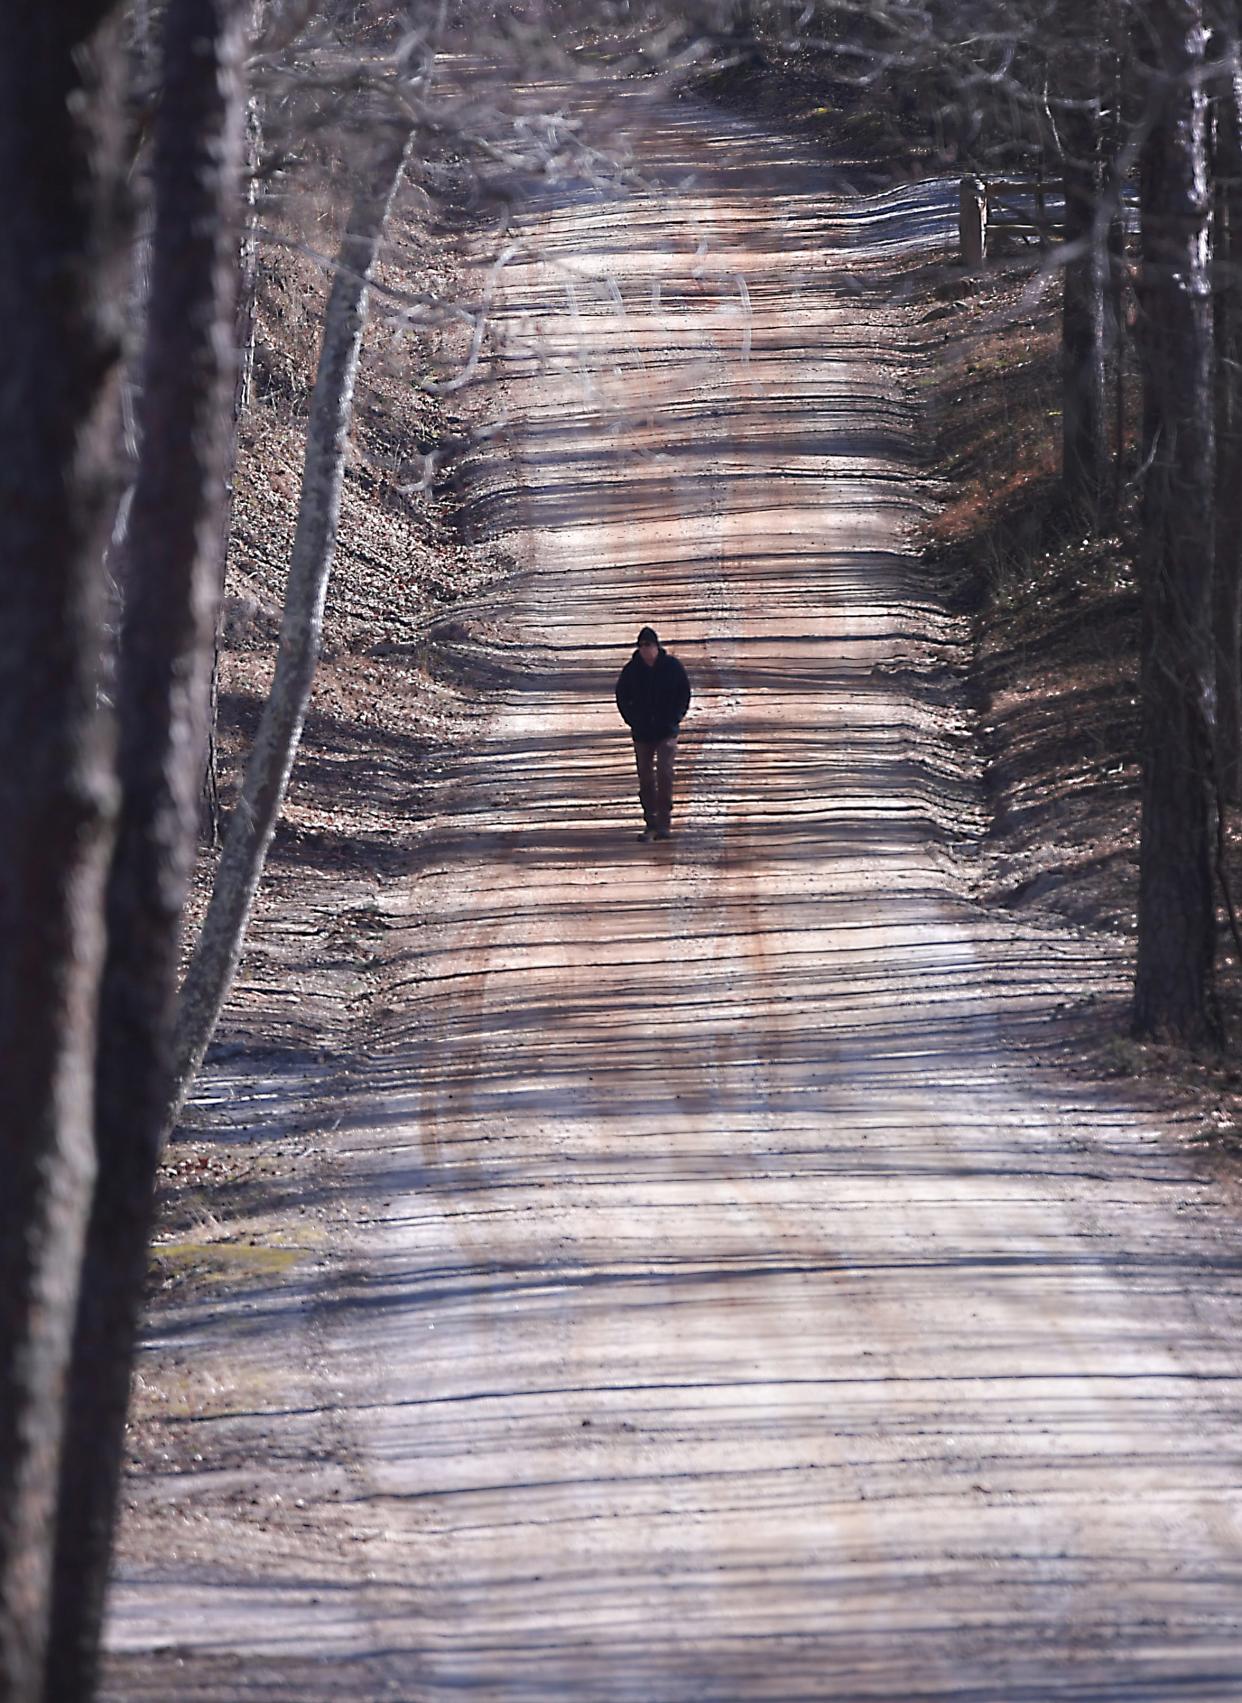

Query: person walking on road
[615,625,691,842]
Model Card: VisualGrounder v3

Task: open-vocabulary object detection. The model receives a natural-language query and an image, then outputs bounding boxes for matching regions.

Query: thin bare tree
[171,113,415,1114]
[1057,0,1110,519]
[204,0,268,846]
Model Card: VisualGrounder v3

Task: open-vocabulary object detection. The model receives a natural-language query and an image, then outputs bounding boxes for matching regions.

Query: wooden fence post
[959,175,987,267]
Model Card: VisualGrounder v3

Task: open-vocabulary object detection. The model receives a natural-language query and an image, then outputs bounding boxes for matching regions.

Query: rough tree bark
[1132,0,1220,1042]
[0,10,129,1699]
[41,4,250,1698]
[1103,0,1132,518]
[1211,13,1242,802]
[170,119,414,1115]
[1058,0,1109,521]
[204,0,267,845]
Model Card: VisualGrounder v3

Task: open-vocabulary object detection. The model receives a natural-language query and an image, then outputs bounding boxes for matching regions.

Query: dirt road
[108,79,1242,1700]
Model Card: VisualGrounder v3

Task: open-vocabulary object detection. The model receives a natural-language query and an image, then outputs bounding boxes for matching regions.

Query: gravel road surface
[107,77,1242,1702]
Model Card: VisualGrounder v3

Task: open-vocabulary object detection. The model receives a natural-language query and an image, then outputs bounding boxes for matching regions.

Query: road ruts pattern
[108,78,1242,1702]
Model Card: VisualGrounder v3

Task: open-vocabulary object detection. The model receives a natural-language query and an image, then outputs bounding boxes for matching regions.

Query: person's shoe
[653,828,673,841]
[636,827,655,842]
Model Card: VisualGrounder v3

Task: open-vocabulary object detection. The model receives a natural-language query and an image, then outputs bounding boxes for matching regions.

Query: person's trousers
[633,736,678,832]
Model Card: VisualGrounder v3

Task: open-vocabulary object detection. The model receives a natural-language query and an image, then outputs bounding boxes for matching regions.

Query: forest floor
[102,68,1242,1702]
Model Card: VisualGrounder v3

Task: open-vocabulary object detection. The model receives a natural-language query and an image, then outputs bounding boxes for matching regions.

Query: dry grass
[168,156,515,1225]
[916,253,1141,931]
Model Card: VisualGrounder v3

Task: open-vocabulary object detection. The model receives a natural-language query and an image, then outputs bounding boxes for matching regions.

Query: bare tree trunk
[41,6,250,1698]
[1132,0,1220,1043]
[170,120,413,1116]
[204,1,267,845]
[1212,18,1242,802]
[1102,0,1132,520]
[0,11,128,1700]
[1059,4,1108,521]
[234,72,266,427]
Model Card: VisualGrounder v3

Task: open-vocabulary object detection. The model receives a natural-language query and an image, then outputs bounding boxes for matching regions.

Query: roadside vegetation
[705,3,1242,1120]
[716,0,1242,1050]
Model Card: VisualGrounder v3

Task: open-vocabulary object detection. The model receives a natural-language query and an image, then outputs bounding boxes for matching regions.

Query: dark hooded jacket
[615,646,691,743]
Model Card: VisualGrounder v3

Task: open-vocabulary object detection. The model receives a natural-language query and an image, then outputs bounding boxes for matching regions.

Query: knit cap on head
[637,625,659,645]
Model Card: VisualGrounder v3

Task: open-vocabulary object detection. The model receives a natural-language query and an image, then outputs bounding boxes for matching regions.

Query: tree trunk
[1059,5,1108,521]
[1132,0,1220,1043]
[0,11,129,1699]
[1212,22,1242,802]
[170,121,413,1116]
[41,6,250,1698]
[1103,0,1138,519]
[204,2,266,845]
[1107,201,1129,513]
